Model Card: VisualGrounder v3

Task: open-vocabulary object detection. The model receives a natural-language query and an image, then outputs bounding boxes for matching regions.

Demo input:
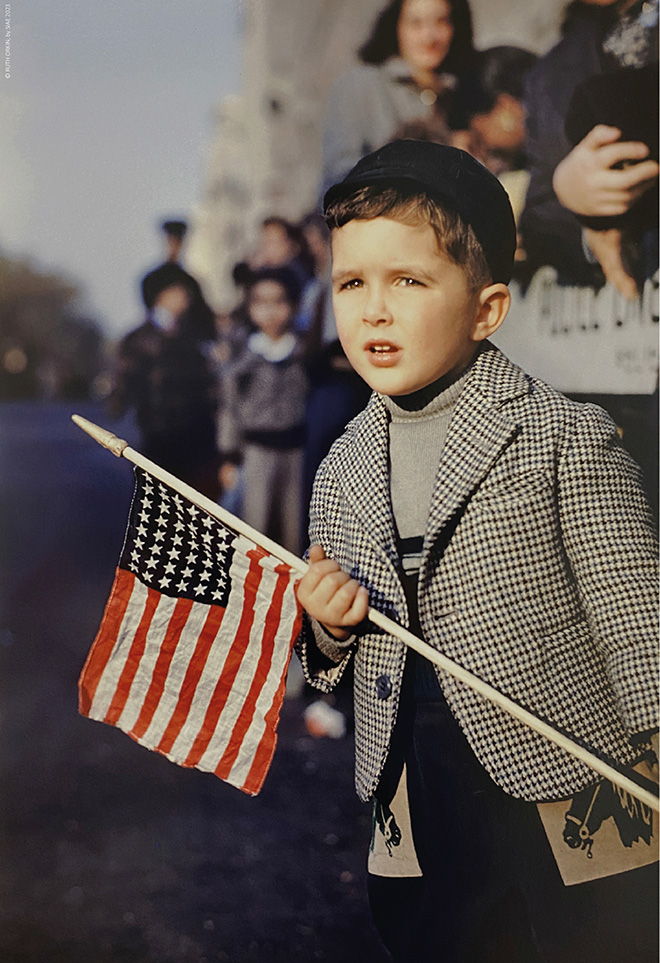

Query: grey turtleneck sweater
[381,369,470,575]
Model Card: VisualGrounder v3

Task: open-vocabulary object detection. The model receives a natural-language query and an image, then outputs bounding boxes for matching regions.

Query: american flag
[79,467,303,795]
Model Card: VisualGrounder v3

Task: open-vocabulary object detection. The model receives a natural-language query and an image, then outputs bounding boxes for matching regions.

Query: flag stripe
[195,556,293,778]
[242,596,303,795]
[164,541,259,765]
[89,577,150,721]
[131,600,211,745]
[214,563,291,781]
[104,586,161,726]
[183,547,266,768]
[214,568,301,790]
[79,569,136,716]
[154,604,226,755]
[127,596,195,740]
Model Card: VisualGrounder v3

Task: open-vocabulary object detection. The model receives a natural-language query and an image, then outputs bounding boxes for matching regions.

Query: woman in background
[321,0,475,194]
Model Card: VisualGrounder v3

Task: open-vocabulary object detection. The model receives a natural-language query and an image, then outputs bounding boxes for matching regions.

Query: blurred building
[188,0,569,311]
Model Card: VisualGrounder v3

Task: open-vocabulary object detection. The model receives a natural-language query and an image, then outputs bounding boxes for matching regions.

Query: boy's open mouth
[365,341,401,365]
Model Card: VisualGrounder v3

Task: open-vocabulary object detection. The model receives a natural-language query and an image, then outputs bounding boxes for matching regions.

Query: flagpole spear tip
[71,414,128,457]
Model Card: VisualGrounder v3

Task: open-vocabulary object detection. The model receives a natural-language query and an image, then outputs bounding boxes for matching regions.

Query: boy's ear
[470,283,511,343]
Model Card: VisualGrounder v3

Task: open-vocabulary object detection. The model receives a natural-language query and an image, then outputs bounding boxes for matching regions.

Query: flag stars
[146,557,158,570]
[202,516,214,529]
[159,576,171,589]
[194,584,206,596]
[202,532,213,545]
[173,534,183,547]
[177,580,189,592]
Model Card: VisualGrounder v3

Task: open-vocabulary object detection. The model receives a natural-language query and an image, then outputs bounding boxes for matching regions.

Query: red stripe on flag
[242,580,304,795]
[214,563,291,782]
[104,586,161,726]
[128,596,195,741]
[79,569,136,717]
[184,548,266,768]
[156,603,226,756]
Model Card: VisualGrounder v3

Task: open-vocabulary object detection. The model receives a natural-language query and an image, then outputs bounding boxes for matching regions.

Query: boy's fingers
[324,581,368,626]
[299,565,350,605]
[345,585,369,623]
[307,544,327,564]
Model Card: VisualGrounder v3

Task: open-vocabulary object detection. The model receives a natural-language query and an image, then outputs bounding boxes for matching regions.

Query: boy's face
[330,216,482,396]
[249,279,293,339]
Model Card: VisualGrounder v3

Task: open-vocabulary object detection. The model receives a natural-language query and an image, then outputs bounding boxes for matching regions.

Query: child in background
[295,140,658,962]
[217,266,308,555]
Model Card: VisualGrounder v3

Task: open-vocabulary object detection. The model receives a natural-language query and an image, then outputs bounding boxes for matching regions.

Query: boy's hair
[325,185,491,292]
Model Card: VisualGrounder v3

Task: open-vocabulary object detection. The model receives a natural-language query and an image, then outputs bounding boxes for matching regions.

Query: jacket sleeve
[295,459,357,692]
[557,402,659,737]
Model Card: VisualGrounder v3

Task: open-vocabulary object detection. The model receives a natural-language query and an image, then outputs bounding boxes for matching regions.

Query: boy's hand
[296,545,369,642]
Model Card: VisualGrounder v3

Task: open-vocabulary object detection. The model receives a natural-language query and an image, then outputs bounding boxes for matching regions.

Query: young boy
[295,140,658,962]
[218,265,308,555]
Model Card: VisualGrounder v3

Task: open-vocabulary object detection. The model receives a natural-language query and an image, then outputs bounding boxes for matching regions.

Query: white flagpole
[72,414,659,813]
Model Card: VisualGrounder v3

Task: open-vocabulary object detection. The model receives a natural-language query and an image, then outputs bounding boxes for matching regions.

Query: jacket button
[376,675,392,700]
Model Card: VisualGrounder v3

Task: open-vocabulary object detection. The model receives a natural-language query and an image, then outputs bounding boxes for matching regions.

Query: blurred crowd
[108,0,659,566]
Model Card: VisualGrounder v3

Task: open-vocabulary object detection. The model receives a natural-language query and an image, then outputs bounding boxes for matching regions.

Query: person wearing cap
[295,139,658,961]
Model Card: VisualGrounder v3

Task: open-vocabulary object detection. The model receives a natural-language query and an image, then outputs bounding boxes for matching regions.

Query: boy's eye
[398,277,422,287]
[339,278,362,291]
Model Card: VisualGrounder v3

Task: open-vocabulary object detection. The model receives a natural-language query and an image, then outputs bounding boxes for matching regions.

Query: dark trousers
[368,668,658,963]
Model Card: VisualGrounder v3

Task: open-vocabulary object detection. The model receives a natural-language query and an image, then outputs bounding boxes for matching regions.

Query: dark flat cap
[324,140,516,284]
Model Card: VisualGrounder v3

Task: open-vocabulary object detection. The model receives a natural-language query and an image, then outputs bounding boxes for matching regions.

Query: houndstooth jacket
[296,343,659,804]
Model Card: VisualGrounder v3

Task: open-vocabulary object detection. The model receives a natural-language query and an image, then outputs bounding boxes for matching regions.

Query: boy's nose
[362,289,392,326]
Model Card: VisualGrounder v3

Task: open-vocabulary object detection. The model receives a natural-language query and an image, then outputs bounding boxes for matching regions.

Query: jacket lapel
[425,345,530,545]
[331,394,400,569]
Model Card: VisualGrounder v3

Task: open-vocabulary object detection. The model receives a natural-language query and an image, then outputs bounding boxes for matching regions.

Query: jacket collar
[424,343,529,544]
[329,343,529,557]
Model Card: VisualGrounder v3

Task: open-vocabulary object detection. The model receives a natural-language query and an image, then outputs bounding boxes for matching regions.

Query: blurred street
[0,402,386,963]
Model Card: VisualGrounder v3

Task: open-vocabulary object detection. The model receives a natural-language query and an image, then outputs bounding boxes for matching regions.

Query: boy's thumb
[308,544,328,563]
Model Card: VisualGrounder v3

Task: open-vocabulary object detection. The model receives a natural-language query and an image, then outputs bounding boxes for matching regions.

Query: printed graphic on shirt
[368,763,423,878]
[538,754,658,885]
